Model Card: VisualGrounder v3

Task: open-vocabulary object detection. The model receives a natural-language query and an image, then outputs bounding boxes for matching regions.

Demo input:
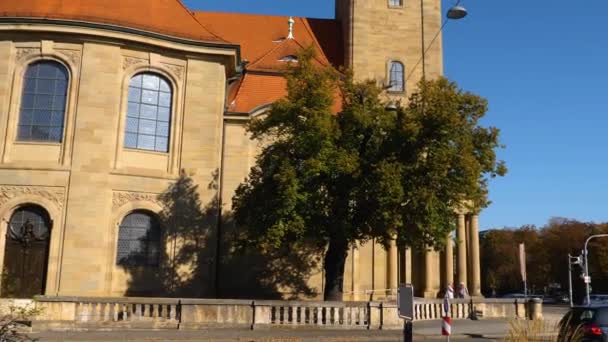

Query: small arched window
[388,0,403,7]
[18,61,68,142]
[116,211,161,267]
[125,73,172,152]
[388,61,405,92]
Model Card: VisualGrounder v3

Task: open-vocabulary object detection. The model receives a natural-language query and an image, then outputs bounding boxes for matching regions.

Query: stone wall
[0,29,232,298]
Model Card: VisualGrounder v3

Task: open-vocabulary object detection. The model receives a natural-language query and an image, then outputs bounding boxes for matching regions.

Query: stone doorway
[1,205,51,298]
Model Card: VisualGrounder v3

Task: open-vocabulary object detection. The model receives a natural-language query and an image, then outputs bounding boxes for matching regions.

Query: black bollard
[403,319,413,342]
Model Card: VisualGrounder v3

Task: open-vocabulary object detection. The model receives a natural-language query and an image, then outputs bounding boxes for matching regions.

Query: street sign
[398,284,414,320]
[584,276,591,284]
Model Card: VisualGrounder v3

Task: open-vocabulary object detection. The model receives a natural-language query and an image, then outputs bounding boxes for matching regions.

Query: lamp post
[583,234,608,305]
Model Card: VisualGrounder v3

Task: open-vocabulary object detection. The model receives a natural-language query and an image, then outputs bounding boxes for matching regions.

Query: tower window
[388,61,405,92]
[388,0,403,7]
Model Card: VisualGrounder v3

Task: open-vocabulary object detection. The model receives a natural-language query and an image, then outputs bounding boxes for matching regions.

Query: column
[443,232,454,289]
[352,245,361,301]
[404,247,412,285]
[456,214,467,288]
[423,248,440,298]
[469,214,482,297]
[387,238,399,293]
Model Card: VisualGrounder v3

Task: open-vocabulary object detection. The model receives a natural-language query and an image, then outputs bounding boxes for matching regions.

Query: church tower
[336,0,444,101]
[335,0,448,299]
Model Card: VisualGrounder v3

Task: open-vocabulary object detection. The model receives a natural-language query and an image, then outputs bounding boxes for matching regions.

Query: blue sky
[184,1,608,230]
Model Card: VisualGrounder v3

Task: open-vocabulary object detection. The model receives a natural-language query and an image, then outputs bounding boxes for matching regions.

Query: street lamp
[583,234,608,305]
[447,5,468,20]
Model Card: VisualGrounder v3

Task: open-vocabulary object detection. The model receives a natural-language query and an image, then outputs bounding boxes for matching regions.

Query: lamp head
[447,5,468,20]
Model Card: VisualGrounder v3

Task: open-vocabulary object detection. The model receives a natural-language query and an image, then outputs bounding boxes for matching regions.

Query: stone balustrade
[29,296,541,331]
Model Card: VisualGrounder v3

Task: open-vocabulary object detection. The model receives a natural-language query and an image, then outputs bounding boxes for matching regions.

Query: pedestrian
[444,283,454,299]
[457,282,469,299]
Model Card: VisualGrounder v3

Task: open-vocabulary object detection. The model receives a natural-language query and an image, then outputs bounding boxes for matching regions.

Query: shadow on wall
[120,170,322,300]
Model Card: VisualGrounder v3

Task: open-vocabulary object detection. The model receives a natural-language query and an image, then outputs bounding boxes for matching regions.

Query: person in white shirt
[457,282,469,298]
[444,283,454,299]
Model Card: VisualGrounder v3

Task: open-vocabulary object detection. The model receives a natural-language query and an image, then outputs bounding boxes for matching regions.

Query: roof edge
[0,17,241,55]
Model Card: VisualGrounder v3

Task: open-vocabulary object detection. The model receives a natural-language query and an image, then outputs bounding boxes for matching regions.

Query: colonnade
[384,213,482,298]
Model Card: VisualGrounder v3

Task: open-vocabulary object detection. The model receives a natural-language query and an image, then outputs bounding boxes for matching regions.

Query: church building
[0,0,481,300]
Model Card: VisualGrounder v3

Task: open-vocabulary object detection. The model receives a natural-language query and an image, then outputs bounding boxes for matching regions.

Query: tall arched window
[116,211,161,267]
[18,61,68,142]
[125,73,172,152]
[388,61,405,92]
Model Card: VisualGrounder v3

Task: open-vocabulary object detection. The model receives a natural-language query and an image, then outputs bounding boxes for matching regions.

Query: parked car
[590,295,608,305]
[558,306,608,342]
[501,293,527,299]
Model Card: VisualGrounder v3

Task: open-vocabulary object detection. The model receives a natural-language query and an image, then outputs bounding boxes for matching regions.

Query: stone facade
[0,0,482,300]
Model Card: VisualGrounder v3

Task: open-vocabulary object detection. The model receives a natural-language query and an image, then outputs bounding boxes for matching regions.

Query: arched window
[18,61,68,142]
[116,211,160,267]
[389,61,404,92]
[125,73,172,152]
[388,0,403,7]
[8,205,51,242]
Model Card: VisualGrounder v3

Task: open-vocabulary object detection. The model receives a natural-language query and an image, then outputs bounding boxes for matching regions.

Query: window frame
[3,51,80,168]
[114,61,184,177]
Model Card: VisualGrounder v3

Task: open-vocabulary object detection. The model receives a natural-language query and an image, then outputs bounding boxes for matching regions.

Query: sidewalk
[26,319,516,341]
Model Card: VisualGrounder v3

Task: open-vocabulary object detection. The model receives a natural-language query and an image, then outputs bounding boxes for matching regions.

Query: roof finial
[287,16,295,39]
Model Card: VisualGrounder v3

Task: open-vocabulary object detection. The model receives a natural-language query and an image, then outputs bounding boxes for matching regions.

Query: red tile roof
[196,11,344,114]
[227,73,287,113]
[0,0,226,42]
[193,11,343,68]
[227,73,342,114]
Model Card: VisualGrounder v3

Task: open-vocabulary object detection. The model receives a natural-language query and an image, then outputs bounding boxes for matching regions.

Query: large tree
[232,50,506,301]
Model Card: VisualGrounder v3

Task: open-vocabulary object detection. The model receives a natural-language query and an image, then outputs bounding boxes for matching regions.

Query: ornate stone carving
[162,63,184,80]
[112,191,161,210]
[15,48,40,61]
[56,49,82,66]
[0,186,65,210]
[123,56,147,70]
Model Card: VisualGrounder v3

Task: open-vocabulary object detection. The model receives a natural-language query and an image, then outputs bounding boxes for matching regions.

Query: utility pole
[583,234,608,305]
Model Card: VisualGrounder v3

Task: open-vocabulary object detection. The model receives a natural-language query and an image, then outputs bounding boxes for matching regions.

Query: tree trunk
[323,237,349,301]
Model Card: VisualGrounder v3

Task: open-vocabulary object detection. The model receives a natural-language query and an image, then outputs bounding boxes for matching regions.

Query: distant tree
[481,229,520,295]
[481,219,608,301]
[232,49,506,301]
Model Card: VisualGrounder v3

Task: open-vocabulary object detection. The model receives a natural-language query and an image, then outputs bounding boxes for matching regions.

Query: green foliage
[232,48,506,299]
[0,304,41,341]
